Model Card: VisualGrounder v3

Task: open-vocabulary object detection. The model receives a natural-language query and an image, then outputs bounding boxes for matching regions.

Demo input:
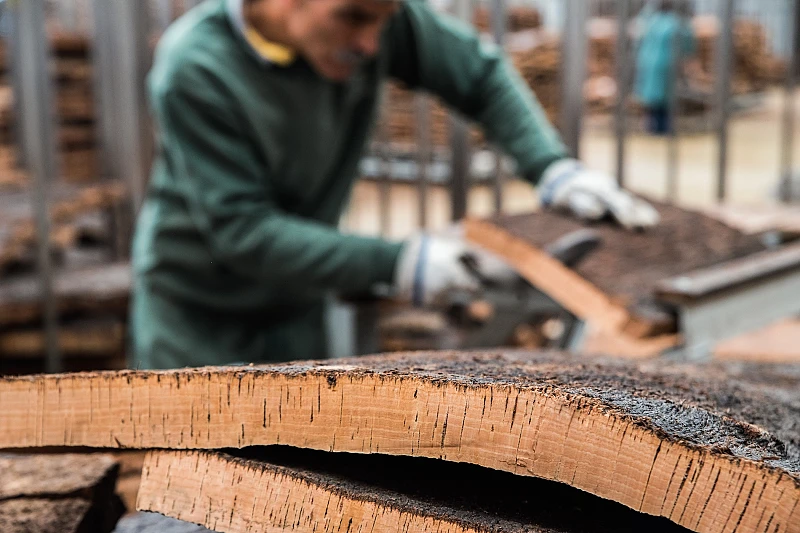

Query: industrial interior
[0,0,799,532]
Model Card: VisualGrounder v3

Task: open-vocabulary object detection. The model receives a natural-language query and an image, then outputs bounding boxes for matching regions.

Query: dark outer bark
[490,203,766,311]
[0,498,92,533]
[274,351,800,477]
[0,453,119,499]
[0,453,125,533]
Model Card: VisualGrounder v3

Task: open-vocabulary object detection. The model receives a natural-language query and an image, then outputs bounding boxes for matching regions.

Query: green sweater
[132,0,566,365]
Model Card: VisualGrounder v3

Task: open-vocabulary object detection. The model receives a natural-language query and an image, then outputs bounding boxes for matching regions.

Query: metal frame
[448,0,473,221]
[9,0,62,373]
[779,0,799,202]
[614,0,631,186]
[92,0,153,213]
[668,269,800,361]
[490,0,508,212]
[714,0,735,202]
[561,0,589,158]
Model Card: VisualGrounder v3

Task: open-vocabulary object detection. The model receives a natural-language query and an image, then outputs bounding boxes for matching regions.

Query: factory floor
[341,88,800,363]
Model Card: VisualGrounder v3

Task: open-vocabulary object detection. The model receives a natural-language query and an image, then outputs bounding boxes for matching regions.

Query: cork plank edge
[138,450,491,533]
[464,218,632,333]
[1,355,798,533]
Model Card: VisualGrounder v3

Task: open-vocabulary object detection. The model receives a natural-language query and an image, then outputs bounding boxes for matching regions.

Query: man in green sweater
[132,0,658,369]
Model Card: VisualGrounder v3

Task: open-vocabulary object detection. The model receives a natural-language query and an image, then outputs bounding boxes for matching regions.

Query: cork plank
[465,203,766,338]
[0,351,798,533]
[138,447,691,533]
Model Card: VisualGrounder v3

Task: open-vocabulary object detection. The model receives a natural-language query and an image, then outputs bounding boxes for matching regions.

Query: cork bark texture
[466,203,767,335]
[0,453,124,533]
[0,351,798,533]
[139,448,693,533]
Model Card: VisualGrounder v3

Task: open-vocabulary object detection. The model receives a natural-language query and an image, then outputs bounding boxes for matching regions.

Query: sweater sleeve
[385,0,569,183]
[149,77,402,293]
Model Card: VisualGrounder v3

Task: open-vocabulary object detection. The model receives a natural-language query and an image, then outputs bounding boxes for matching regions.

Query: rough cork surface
[334,351,800,473]
[491,203,766,309]
[0,453,119,499]
[3,351,799,533]
[0,453,125,533]
[0,498,93,533]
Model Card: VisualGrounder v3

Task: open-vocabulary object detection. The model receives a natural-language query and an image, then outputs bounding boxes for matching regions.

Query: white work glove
[539,159,660,230]
[394,232,519,308]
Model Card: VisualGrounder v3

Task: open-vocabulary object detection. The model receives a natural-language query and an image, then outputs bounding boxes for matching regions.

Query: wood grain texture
[466,204,766,338]
[138,448,690,533]
[1,351,798,533]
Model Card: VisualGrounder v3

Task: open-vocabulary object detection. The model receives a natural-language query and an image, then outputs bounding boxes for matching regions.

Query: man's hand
[539,159,660,230]
[394,232,518,308]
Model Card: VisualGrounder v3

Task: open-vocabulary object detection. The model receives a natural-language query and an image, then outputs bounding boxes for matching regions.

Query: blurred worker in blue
[635,0,698,135]
[132,0,661,369]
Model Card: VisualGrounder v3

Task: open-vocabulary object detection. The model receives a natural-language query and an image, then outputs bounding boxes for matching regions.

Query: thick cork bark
[1,351,798,533]
[138,448,691,533]
[464,203,765,338]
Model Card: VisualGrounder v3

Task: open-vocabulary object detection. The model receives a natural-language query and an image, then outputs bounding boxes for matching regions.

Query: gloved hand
[538,159,660,230]
[394,232,519,308]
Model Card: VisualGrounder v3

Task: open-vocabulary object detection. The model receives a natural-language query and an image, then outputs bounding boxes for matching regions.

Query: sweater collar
[226,0,297,66]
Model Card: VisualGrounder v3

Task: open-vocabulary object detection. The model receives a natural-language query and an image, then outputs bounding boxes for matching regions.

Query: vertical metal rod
[115,0,154,213]
[11,0,62,373]
[449,0,473,221]
[614,0,631,186]
[714,0,735,202]
[414,94,431,229]
[91,0,117,181]
[561,0,589,158]
[6,0,25,169]
[779,0,799,202]
[491,0,507,213]
[155,0,174,30]
[56,0,79,31]
[666,16,684,202]
[378,87,392,237]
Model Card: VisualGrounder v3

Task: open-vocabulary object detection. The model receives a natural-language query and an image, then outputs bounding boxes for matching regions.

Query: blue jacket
[635,12,697,107]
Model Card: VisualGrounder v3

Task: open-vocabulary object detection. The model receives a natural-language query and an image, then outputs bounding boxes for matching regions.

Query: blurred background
[0,0,797,374]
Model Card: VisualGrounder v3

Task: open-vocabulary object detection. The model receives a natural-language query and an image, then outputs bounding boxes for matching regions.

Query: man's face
[284,0,399,81]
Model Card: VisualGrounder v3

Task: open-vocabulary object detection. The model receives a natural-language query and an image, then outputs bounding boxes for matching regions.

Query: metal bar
[449,0,473,221]
[561,0,589,158]
[11,0,62,373]
[414,94,431,229]
[491,0,508,213]
[666,16,684,203]
[779,0,799,202]
[91,0,117,181]
[714,0,735,202]
[5,0,25,168]
[114,0,154,213]
[56,0,79,31]
[378,87,392,237]
[614,0,631,186]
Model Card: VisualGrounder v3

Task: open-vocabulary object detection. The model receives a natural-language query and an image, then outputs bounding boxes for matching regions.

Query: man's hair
[659,0,693,16]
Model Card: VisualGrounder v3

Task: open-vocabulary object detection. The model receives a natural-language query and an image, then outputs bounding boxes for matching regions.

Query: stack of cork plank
[377,15,788,148]
[0,32,98,188]
[0,350,798,533]
[693,16,788,95]
[0,184,131,374]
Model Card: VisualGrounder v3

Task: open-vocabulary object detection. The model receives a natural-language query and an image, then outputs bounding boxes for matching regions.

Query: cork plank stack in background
[0,32,98,189]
